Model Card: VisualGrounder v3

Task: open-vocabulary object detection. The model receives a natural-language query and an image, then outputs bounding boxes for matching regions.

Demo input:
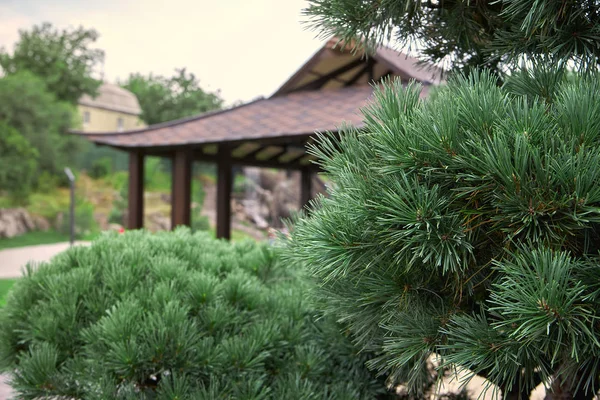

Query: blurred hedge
[0,228,393,399]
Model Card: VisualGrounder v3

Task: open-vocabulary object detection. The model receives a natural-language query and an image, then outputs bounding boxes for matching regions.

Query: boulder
[146,212,170,232]
[0,208,35,238]
[271,180,300,227]
[94,212,109,231]
[108,223,124,232]
[54,212,64,231]
[32,215,51,232]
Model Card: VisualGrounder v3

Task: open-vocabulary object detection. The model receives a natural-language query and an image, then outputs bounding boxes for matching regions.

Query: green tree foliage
[0,122,38,203]
[88,157,113,179]
[0,22,104,104]
[0,229,393,399]
[0,71,84,187]
[122,68,223,125]
[285,70,600,399]
[57,199,99,239]
[304,0,600,75]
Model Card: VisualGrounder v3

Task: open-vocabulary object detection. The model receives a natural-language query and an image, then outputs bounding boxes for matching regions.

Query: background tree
[0,22,104,103]
[122,68,223,125]
[0,123,39,203]
[304,0,600,76]
[0,71,81,188]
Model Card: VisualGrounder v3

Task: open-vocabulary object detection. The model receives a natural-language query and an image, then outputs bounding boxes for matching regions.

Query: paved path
[0,374,13,399]
[0,241,89,398]
[0,241,90,279]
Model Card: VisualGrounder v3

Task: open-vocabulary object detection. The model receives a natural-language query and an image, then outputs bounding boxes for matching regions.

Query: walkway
[0,241,89,399]
[0,241,90,279]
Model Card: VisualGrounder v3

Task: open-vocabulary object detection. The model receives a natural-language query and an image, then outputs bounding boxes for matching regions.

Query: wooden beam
[237,144,267,161]
[128,150,145,229]
[344,64,370,86]
[279,150,307,164]
[171,149,192,229]
[368,58,375,81]
[300,167,313,210]
[216,146,233,240]
[256,146,286,161]
[307,70,348,84]
[196,151,320,171]
[378,69,396,83]
[294,58,365,91]
[231,142,261,158]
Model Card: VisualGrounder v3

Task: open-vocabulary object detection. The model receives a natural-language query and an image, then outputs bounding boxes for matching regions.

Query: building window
[117,117,124,132]
[83,111,91,125]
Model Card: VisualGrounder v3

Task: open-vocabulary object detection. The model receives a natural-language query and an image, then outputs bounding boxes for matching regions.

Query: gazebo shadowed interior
[75,39,442,239]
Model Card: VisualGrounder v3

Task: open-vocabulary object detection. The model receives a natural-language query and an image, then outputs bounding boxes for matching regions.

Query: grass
[0,279,17,308]
[206,228,263,242]
[0,230,70,250]
[0,230,100,250]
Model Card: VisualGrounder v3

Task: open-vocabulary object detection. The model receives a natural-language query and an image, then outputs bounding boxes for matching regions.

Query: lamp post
[64,168,75,246]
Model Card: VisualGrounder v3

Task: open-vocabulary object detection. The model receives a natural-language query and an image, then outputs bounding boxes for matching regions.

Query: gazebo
[75,39,442,239]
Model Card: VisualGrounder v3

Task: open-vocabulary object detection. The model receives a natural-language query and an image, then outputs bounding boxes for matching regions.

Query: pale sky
[0,0,325,104]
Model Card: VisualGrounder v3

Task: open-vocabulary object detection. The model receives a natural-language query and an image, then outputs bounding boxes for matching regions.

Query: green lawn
[0,230,100,250]
[0,279,17,308]
[0,230,70,250]
[207,228,263,242]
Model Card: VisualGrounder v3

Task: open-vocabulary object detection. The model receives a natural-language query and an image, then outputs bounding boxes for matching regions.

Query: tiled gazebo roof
[78,85,379,149]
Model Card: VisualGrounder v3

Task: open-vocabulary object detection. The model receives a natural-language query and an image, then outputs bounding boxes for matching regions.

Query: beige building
[77,83,145,133]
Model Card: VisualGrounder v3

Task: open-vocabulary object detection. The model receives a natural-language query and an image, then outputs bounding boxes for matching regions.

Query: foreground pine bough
[286,69,600,399]
[0,229,393,399]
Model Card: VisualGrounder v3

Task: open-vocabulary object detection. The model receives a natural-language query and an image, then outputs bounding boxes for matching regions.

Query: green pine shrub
[58,199,99,239]
[88,156,113,179]
[285,69,600,398]
[0,228,393,399]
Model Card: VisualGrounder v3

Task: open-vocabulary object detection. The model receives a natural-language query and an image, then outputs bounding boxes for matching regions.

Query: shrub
[192,214,211,232]
[0,122,38,203]
[57,199,98,238]
[0,229,393,399]
[36,171,60,194]
[109,179,128,225]
[285,70,600,398]
[88,156,113,179]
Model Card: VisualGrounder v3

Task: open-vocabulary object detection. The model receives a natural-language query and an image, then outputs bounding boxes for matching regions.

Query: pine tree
[304,0,600,76]
[285,69,600,399]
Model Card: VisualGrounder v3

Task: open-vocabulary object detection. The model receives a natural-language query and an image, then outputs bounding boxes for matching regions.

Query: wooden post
[300,167,312,209]
[171,149,192,229]
[128,150,145,229]
[216,146,232,240]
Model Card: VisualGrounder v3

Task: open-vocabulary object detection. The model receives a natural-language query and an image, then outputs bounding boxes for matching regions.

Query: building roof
[271,38,443,97]
[75,38,440,151]
[78,82,142,115]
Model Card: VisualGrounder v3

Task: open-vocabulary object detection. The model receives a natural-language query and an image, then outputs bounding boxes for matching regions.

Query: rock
[241,199,270,229]
[0,208,35,238]
[54,212,64,230]
[160,193,171,204]
[271,180,300,227]
[257,169,285,192]
[146,212,170,232]
[108,223,124,232]
[94,212,109,231]
[32,215,51,231]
